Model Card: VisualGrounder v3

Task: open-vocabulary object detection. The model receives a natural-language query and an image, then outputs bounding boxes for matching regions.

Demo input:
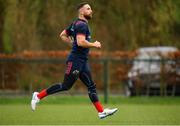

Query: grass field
[0,95,180,125]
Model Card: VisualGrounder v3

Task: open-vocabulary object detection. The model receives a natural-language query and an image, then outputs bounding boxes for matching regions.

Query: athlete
[31,2,117,119]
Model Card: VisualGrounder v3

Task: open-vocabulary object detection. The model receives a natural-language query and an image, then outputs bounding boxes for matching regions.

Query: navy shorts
[63,58,95,89]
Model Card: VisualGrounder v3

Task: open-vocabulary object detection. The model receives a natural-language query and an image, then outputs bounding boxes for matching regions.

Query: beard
[84,14,92,20]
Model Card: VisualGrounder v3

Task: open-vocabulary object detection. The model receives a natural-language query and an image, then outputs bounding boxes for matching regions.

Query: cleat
[98,108,118,119]
[31,92,40,111]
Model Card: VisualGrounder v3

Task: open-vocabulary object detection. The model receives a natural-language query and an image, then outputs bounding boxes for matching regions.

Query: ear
[79,7,84,15]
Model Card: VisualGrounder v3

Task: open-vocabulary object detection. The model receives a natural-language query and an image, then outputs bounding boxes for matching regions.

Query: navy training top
[65,18,91,61]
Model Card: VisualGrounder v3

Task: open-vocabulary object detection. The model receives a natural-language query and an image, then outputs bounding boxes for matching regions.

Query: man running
[31,2,117,119]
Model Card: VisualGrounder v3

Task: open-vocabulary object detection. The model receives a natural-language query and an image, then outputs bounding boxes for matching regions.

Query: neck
[78,14,88,23]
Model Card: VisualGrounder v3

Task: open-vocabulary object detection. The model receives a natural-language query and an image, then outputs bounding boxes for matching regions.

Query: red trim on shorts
[65,30,70,35]
[65,62,73,75]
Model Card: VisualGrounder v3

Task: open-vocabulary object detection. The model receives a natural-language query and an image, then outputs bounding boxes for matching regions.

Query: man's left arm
[59,30,73,45]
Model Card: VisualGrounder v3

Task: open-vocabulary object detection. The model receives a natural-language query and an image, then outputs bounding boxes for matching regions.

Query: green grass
[0,95,180,125]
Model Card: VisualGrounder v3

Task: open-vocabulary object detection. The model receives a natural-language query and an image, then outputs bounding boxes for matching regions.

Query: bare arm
[59,30,73,45]
[76,34,101,49]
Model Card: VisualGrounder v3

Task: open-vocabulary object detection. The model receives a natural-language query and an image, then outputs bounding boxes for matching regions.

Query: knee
[62,71,79,91]
[61,83,71,91]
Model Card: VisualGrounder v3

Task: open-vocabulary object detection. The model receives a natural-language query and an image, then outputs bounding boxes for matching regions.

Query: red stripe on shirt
[65,29,70,36]
[77,33,86,37]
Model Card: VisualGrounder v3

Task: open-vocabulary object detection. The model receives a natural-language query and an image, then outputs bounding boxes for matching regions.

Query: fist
[94,41,101,49]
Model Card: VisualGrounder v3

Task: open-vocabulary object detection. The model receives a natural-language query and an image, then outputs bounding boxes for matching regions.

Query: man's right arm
[77,34,101,49]
[59,30,73,45]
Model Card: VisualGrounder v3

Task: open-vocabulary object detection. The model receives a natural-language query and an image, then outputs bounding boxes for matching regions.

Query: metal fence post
[160,59,165,96]
[103,58,108,104]
[1,63,5,89]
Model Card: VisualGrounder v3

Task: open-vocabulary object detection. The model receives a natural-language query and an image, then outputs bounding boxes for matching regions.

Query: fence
[0,57,180,103]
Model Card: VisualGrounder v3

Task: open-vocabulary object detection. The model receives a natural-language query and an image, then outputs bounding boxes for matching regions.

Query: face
[80,4,93,20]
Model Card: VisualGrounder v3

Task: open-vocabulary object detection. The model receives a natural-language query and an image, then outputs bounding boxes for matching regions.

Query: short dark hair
[77,2,89,10]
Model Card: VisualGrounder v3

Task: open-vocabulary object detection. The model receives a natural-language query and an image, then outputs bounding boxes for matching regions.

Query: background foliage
[0,0,180,93]
[0,0,180,53]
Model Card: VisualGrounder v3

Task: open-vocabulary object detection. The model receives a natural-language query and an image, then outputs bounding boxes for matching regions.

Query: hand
[93,41,101,49]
